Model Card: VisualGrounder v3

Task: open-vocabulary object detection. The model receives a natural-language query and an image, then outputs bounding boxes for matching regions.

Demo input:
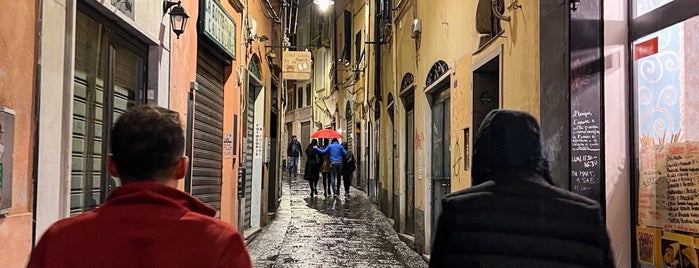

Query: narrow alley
[247,175,427,267]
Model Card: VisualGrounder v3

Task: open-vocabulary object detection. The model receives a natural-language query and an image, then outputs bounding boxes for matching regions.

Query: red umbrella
[311,129,342,139]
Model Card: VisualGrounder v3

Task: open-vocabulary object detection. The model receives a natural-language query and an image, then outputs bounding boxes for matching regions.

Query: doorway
[404,100,415,235]
[430,88,451,241]
[472,52,501,138]
[244,56,264,229]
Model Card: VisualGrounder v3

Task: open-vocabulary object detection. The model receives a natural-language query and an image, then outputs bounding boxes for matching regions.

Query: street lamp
[163,1,190,39]
[313,0,335,12]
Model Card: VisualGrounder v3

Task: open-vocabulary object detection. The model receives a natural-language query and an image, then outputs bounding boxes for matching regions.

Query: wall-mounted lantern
[163,1,190,39]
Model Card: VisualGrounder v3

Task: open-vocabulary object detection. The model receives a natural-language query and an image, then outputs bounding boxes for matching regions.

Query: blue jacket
[314,142,347,163]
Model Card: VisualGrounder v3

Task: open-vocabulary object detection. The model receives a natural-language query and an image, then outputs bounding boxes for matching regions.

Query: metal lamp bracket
[492,0,522,22]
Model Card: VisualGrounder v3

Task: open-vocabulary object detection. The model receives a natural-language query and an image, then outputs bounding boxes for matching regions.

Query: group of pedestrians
[288,136,355,198]
[26,105,613,268]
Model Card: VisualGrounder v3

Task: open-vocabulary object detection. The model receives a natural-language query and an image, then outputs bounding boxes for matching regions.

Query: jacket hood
[471,109,554,185]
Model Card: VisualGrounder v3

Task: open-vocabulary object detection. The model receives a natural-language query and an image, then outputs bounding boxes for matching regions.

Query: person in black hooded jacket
[429,109,614,268]
[304,139,321,197]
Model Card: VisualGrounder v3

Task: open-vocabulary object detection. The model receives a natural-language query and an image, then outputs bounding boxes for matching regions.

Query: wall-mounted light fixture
[163,1,190,39]
[570,0,581,11]
[313,0,335,12]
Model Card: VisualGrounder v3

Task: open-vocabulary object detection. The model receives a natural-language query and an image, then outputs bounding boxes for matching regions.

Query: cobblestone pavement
[247,176,428,268]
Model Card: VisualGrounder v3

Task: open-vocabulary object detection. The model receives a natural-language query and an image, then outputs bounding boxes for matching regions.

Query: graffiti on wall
[452,137,462,179]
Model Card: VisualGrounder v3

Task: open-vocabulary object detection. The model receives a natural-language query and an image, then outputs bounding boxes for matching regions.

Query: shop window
[71,10,146,215]
[634,0,675,18]
[633,14,699,268]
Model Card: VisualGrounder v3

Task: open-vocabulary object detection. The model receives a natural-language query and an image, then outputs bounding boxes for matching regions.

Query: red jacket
[28,182,252,268]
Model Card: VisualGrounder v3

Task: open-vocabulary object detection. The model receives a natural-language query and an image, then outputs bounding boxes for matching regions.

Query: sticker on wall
[224,133,233,158]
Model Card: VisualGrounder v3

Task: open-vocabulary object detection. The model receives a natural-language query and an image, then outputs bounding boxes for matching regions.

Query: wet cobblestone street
[247,176,428,267]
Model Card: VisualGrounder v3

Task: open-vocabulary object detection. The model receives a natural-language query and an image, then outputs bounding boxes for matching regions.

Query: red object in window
[634,37,659,60]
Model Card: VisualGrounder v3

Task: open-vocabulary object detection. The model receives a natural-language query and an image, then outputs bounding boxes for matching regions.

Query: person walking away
[286,135,302,177]
[314,138,347,197]
[28,105,252,268]
[319,139,331,196]
[304,139,321,197]
[339,142,355,196]
[429,109,614,268]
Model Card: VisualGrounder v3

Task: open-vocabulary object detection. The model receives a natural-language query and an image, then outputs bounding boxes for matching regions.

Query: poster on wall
[254,124,263,159]
[223,133,233,158]
[637,226,662,266]
[638,142,699,233]
[0,107,15,215]
[661,231,699,268]
[569,0,604,204]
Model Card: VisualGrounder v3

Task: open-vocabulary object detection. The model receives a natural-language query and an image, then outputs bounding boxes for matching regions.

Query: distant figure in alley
[28,105,252,268]
[287,135,302,178]
[430,109,614,268]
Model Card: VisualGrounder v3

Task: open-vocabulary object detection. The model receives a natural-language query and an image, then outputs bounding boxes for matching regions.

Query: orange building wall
[0,1,37,267]
[170,0,244,228]
[220,2,243,227]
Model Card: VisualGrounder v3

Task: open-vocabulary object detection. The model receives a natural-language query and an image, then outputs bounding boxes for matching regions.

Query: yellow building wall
[388,0,541,253]
[451,0,541,190]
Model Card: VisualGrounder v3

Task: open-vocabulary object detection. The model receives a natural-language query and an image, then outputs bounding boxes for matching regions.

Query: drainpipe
[32,0,44,246]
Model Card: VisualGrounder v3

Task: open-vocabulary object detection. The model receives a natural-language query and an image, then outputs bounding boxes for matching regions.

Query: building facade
[0,1,38,266]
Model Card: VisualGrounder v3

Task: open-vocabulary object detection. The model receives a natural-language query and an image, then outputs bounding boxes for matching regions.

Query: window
[305,84,312,106]
[287,88,295,110]
[297,86,304,108]
[631,0,699,265]
[71,10,146,215]
[355,31,362,80]
[633,0,674,17]
[341,10,352,65]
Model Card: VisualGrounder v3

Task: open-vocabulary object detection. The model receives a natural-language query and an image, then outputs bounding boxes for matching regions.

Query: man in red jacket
[28,105,252,268]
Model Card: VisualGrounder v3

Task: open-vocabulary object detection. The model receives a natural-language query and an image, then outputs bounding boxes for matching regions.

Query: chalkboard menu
[570,0,604,204]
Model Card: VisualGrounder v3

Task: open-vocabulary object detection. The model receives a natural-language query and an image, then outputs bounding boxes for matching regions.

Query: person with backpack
[339,142,355,196]
[314,138,347,197]
[318,139,332,196]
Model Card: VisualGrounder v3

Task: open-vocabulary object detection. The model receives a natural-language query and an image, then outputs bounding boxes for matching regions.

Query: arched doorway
[400,73,416,235]
[426,60,451,245]
[243,55,264,229]
[387,93,396,220]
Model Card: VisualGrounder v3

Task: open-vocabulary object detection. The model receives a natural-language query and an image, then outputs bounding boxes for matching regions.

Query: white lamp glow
[313,0,334,11]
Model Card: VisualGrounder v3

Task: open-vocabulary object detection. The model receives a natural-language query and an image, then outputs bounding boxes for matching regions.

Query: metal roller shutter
[194,52,224,212]
[244,82,254,228]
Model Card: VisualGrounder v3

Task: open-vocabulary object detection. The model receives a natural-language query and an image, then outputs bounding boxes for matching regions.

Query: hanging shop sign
[282,51,312,80]
[201,0,236,59]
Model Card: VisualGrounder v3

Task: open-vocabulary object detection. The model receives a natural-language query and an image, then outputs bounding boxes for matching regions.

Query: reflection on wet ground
[247,176,428,267]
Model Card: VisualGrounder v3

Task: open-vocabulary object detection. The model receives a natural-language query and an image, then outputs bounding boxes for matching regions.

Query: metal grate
[193,53,224,213]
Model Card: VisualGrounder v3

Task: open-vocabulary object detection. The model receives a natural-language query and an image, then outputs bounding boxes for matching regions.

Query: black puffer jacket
[429,110,614,268]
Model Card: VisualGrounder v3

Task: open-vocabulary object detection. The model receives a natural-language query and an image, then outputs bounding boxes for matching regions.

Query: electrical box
[0,107,15,215]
